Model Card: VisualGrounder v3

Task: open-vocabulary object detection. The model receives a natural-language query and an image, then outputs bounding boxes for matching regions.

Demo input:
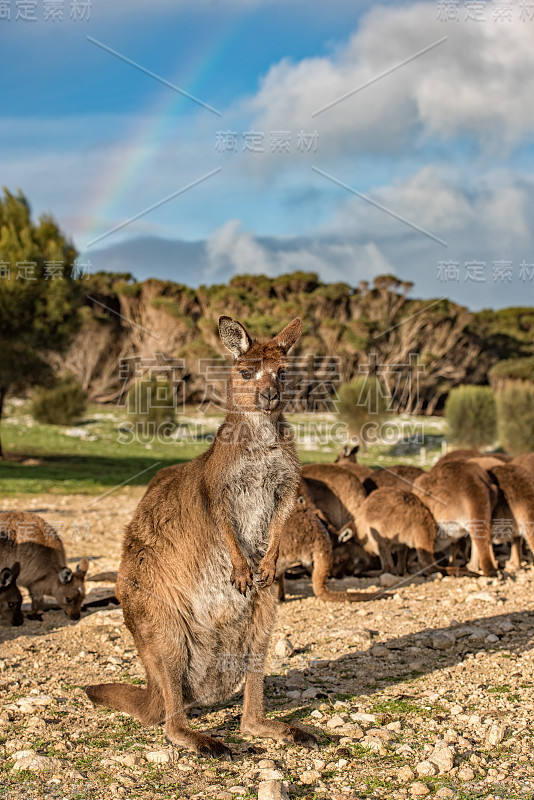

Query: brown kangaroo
[413,461,498,576]
[364,465,424,492]
[334,443,375,482]
[275,482,381,603]
[487,463,534,570]
[0,512,88,619]
[0,563,23,627]
[513,453,534,475]
[354,489,437,575]
[86,317,318,759]
[301,463,374,574]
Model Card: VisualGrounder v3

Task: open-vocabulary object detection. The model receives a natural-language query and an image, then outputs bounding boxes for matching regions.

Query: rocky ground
[1,491,534,799]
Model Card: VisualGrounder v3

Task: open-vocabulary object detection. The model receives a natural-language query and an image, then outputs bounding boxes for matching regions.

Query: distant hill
[59,271,534,414]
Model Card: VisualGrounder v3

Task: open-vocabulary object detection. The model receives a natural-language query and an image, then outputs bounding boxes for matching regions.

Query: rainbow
[80,20,240,251]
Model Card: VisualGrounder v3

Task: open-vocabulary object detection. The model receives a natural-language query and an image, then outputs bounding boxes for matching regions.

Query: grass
[0,399,447,496]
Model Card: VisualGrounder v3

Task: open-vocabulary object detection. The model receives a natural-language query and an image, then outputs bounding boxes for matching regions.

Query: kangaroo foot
[241,717,318,748]
[167,729,232,760]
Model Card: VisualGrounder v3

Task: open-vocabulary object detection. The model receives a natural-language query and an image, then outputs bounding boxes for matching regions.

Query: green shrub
[338,376,390,448]
[31,375,87,426]
[495,380,534,455]
[489,356,534,387]
[444,385,497,449]
[126,376,176,435]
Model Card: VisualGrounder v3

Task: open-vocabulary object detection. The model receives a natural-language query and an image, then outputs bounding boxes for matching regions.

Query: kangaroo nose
[259,387,280,411]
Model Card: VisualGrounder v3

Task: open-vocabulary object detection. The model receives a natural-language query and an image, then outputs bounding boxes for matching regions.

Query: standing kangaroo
[86,317,317,759]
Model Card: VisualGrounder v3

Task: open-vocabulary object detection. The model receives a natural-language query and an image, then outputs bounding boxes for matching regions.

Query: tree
[444,385,497,449]
[338,375,391,450]
[0,188,81,457]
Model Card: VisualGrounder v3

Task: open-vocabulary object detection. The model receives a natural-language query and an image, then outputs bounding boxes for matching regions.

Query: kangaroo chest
[226,447,296,560]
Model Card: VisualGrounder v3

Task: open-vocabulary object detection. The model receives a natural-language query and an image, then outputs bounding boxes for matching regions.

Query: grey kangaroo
[0,512,88,620]
[0,563,23,626]
[86,316,318,759]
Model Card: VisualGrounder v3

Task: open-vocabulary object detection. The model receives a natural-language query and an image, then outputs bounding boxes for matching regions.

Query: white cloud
[245,2,534,156]
[206,219,394,283]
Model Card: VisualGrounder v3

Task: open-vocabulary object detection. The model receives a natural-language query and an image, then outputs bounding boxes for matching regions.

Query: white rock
[465,591,494,604]
[287,690,301,701]
[301,688,318,699]
[416,760,438,777]
[410,781,430,796]
[431,631,456,650]
[387,720,402,733]
[228,787,246,796]
[300,769,321,784]
[450,704,463,715]
[326,714,346,729]
[485,633,499,644]
[258,780,289,800]
[360,736,387,755]
[145,750,172,764]
[259,769,284,781]
[380,572,399,587]
[457,765,475,781]
[397,765,415,782]
[435,789,455,799]
[429,741,455,773]
[274,638,294,658]
[12,751,59,773]
[486,723,506,747]
[350,711,377,723]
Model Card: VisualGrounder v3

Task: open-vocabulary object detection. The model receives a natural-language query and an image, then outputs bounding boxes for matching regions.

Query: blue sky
[2,0,534,308]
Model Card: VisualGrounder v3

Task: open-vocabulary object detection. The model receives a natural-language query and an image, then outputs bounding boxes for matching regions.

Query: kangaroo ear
[75,557,89,578]
[11,562,20,581]
[0,567,13,587]
[218,316,252,359]
[350,443,360,456]
[274,317,302,354]
[339,527,354,543]
[59,567,73,585]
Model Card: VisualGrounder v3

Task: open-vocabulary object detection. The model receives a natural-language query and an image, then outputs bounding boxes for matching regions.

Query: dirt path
[1,492,534,799]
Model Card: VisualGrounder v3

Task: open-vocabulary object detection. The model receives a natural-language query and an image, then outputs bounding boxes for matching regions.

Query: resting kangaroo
[0,512,88,619]
[275,482,380,603]
[0,563,23,626]
[354,489,437,575]
[86,317,317,758]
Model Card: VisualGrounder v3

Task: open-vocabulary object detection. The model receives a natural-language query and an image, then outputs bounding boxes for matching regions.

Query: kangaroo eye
[240,370,252,380]
[8,601,16,608]
[278,370,287,381]
[65,597,74,604]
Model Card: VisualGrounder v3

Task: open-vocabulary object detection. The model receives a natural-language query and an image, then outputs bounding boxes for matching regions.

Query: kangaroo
[485,463,534,571]
[301,463,373,574]
[275,482,380,603]
[334,443,375,481]
[513,453,534,475]
[0,563,23,627]
[437,449,511,466]
[413,461,498,576]
[364,465,424,493]
[0,512,88,619]
[86,317,318,759]
[354,488,438,575]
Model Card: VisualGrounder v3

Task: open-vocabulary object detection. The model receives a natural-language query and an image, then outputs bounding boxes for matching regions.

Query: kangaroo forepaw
[256,558,276,588]
[282,724,318,749]
[230,563,253,595]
